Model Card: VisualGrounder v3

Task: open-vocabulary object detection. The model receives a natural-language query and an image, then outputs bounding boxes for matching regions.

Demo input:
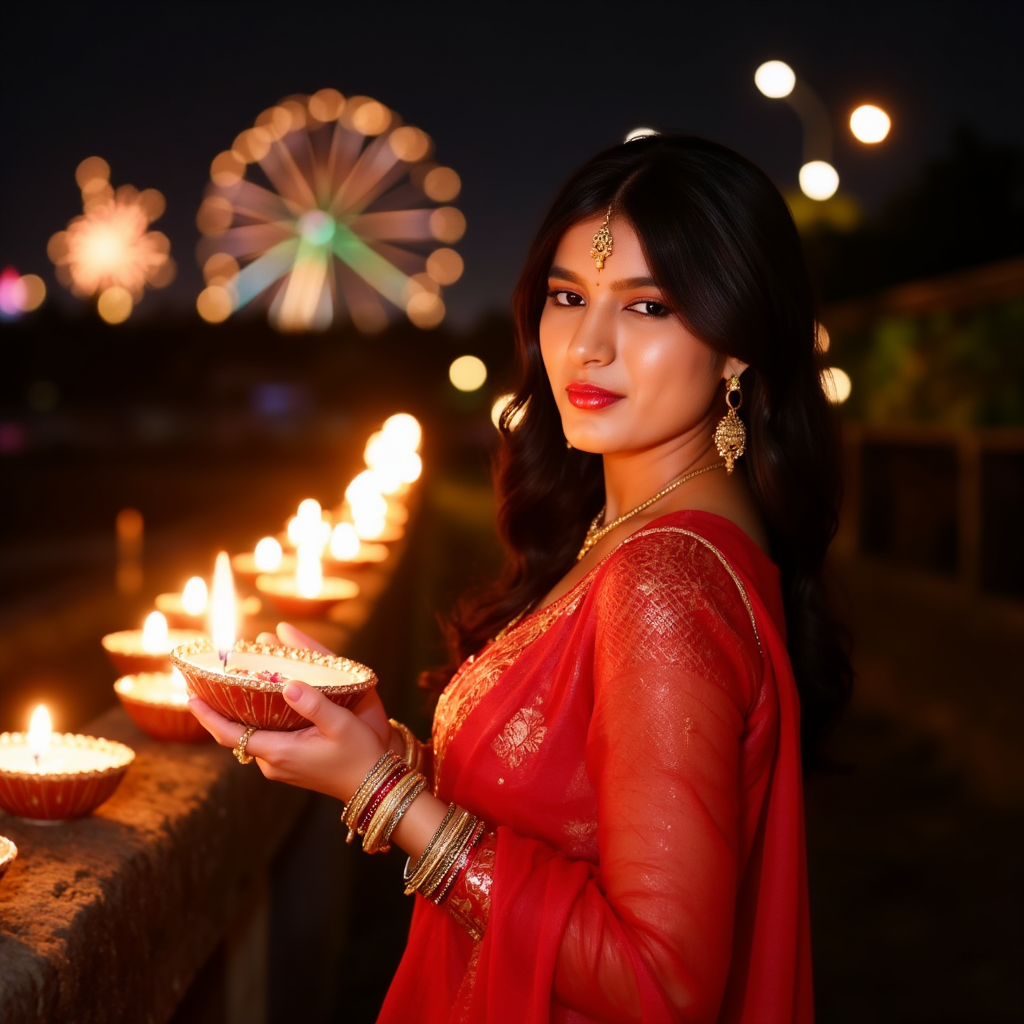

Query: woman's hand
[255,622,395,751]
[189,680,385,803]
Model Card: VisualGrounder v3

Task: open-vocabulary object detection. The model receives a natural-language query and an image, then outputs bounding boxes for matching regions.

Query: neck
[600,417,718,522]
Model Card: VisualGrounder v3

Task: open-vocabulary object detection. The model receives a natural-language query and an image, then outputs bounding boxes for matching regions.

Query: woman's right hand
[257,621,397,753]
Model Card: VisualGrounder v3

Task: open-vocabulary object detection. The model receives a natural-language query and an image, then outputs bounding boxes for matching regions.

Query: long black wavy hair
[428,135,852,761]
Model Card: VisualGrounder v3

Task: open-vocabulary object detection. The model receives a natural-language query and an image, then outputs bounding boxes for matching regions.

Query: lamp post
[755,60,839,201]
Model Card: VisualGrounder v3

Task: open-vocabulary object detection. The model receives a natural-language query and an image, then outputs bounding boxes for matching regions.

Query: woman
[191,134,851,1023]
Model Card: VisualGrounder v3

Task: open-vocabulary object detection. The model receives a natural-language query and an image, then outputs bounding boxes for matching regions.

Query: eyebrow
[548,266,659,291]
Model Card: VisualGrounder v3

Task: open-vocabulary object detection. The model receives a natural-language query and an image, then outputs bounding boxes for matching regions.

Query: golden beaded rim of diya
[170,638,378,695]
[0,732,136,780]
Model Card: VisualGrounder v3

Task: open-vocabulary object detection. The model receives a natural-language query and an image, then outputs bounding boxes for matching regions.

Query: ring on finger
[233,725,257,765]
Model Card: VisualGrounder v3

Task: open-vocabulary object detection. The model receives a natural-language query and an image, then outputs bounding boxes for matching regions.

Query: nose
[567,306,614,367]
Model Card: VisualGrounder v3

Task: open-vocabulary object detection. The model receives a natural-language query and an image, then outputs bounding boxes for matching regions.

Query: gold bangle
[379,776,427,849]
[404,803,457,895]
[362,771,426,854]
[341,751,403,843]
[408,809,478,898]
[420,813,478,898]
[433,821,485,905]
[389,718,425,772]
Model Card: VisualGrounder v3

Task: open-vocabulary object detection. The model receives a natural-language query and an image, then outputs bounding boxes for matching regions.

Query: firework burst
[196,89,465,333]
[47,157,175,323]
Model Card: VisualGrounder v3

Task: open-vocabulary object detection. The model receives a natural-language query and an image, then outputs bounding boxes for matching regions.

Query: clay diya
[155,590,261,628]
[0,836,16,880]
[171,638,377,730]
[325,522,389,568]
[255,574,359,617]
[114,670,211,743]
[0,708,135,822]
[101,611,203,675]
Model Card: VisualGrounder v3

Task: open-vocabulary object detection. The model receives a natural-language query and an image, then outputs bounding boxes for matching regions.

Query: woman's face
[539,215,745,456]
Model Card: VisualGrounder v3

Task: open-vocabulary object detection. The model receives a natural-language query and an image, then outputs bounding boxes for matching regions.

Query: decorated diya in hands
[0,707,135,822]
[171,638,377,730]
[102,611,204,675]
[0,835,17,880]
[114,670,211,743]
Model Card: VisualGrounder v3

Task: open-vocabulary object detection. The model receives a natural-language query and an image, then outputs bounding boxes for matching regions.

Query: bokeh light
[799,160,840,201]
[449,355,487,392]
[850,104,891,143]
[0,268,46,319]
[196,90,464,333]
[754,60,796,98]
[254,536,283,573]
[821,366,852,404]
[97,286,133,324]
[382,413,422,451]
[49,158,174,320]
[816,323,831,353]
[490,393,527,431]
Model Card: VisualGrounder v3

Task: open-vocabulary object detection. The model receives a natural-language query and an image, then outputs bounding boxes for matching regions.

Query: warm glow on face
[449,355,487,392]
[182,576,208,616]
[28,705,52,761]
[211,551,236,656]
[850,105,891,143]
[754,60,796,98]
[142,611,170,653]
[330,522,361,561]
[296,544,323,598]
[254,536,283,572]
[799,161,840,201]
[821,366,852,404]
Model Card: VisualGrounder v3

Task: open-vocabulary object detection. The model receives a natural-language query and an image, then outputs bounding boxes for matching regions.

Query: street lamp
[755,60,839,201]
[850,104,891,143]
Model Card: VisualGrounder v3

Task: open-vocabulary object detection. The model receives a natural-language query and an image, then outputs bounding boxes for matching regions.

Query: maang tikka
[714,375,747,474]
[590,207,613,270]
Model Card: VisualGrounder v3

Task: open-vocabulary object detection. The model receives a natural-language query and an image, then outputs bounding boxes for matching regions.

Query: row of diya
[0,415,422,874]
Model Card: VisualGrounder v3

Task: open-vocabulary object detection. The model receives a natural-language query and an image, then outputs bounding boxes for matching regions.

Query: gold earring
[590,208,613,271]
[565,438,573,449]
[714,375,746,474]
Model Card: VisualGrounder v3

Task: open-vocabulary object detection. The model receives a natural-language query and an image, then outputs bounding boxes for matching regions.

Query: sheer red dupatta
[379,511,813,1024]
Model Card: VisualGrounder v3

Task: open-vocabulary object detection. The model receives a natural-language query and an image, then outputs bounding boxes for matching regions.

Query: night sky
[2,1,1021,328]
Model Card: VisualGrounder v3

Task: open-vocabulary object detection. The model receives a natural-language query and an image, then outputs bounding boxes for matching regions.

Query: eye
[548,289,585,307]
[626,299,671,318]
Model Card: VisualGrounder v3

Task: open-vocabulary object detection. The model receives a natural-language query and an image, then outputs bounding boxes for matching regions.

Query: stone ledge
[0,497,421,1023]
[0,706,309,1024]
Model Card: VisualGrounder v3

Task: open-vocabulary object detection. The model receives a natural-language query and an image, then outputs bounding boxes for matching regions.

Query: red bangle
[358,763,411,832]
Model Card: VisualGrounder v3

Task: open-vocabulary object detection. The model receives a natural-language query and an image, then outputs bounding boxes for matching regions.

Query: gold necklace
[575,462,726,562]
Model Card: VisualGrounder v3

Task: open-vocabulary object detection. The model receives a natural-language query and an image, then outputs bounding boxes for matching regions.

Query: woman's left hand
[188,680,386,804]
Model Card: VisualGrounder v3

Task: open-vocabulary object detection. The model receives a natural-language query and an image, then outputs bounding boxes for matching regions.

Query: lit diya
[101,611,204,676]
[232,537,296,583]
[0,706,135,822]
[171,639,377,730]
[256,543,358,617]
[114,669,210,743]
[156,575,261,628]
[325,522,388,567]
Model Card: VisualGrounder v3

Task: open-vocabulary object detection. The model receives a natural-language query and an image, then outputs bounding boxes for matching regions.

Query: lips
[565,382,624,410]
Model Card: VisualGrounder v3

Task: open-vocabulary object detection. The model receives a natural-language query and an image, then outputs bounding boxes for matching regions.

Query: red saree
[379,510,813,1024]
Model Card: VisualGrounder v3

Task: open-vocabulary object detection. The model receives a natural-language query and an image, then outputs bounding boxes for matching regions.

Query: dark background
[1,4,1022,1023]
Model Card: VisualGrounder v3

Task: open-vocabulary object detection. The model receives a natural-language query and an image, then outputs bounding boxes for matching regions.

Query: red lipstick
[565,382,624,410]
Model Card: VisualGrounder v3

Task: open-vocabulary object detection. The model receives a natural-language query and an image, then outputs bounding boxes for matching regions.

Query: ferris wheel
[196,89,465,334]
